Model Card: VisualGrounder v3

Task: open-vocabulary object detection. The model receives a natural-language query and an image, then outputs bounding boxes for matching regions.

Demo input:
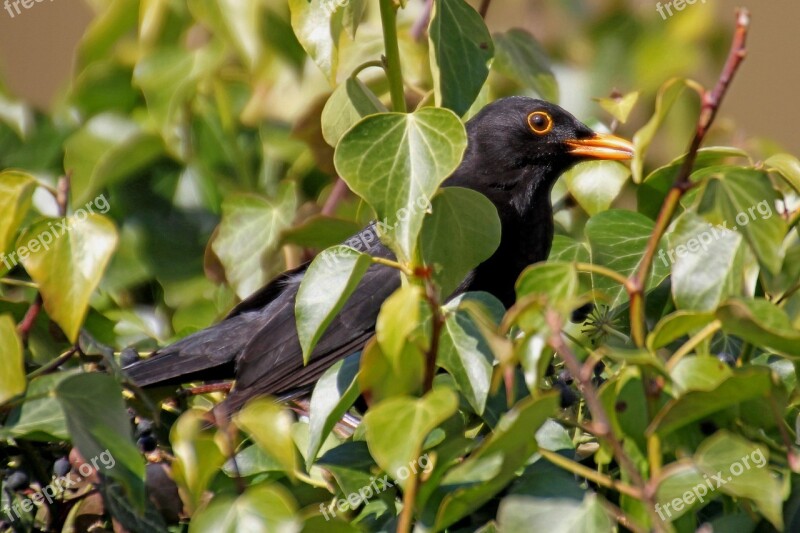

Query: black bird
[125,97,633,413]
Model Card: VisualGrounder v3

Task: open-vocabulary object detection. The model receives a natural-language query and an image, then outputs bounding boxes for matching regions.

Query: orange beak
[565,132,634,161]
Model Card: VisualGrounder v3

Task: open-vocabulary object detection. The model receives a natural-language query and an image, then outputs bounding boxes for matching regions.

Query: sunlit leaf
[235,399,298,480]
[321,77,386,147]
[0,170,36,263]
[563,160,630,216]
[766,153,800,193]
[190,484,300,533]
[0,315,25,405]
[594,91,639,124]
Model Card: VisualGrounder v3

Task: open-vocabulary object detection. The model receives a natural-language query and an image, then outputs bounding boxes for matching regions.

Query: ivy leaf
[296,246,372,362]
[647,311,715,351]
[594,91,639,124]
[63,113,164,205]
[668,212,743,311]
[585,210,669,308]
[0,170,35,265]
[56,374,145,509]
[631,78,702,183]
[289,0,347,82]
[0,315,25,406]
[716,299,800,357]
[190,485,299,533]
[363,388,458,490]
[428,0,494,116]
[170,410,227,513]
[420,187,501,296]
[438,292,505,414]
[235,399,298,480]
[493,29,558,102]
[696,167,786,275]
[765,153,800,193]
[210,184,297,299]
[321,77,386,147]
[18,214,118,342]
[334,108,467,262]
[306,355,361,466]
[563,161,631,216]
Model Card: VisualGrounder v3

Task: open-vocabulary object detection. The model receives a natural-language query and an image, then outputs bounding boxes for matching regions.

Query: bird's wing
[223,243,400,411]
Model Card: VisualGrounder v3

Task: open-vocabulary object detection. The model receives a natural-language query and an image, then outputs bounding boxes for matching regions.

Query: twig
[410,0,434,41]
[179,382,233,397]
[321,178,349,217]
[538,448,640,499]
[546,311,667,532]
[478,0,491,19]
[27,346,79,379]
[627,9,750,347]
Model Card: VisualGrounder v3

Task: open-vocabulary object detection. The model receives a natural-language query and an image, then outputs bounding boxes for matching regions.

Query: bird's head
[448,96,634,213]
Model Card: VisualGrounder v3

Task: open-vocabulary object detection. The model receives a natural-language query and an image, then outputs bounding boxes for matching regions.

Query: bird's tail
[124,313,260,387]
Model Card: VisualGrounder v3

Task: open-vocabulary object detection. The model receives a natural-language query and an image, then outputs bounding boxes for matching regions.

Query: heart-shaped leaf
[334,108,467,262]
[18,214,118,342]
[321,77,386,147]
[563,160,631,216]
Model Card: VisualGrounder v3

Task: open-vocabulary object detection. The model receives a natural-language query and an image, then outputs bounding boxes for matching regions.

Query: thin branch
[27,346,79,379]
[627,9,751,347]
[538,448,640,499]
[546,312,667,532]
[478,0,491,19]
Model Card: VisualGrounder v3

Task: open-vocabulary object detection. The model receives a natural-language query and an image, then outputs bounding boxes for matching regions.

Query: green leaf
[376,285,424,360]
[190,484,299,533]
[420,187,501,296]
[63,113,164,205]
[594,91,639,124]
[694,431,783,529]
[498,492,612,533]
[321,77,387,147]
[647,310,715,351]
[307,355,361,466]
[647,367,775,437]
[56,373,145,509]
[334,108,467,262]
[765,153,800,193]
[289,0,348,82]
[585,210,669,308]
[516,262,578,305]
[631,78,702,183]
[438,292,505,414]
[428,0,494,116]
[235,399,298,480]
[667,212,743,311]
[0,315,25,405]
[0,372,74,441]
[211,184,297,299]
[716,298,800,356]
[186,0,264,69]
[280,215,361,249]
[18,214,118,342]
[563,160,631,216]
[363,388,458,490]
[670,356,733,394]
[0,170,36,261]
[431,394,560,530]
[358,337,425,403]
[547,235,590,264]
[296,245,372,361]
[76,0,139,67]
[170,410,227,513]
[696,167,786,274]
[492,29,558,101]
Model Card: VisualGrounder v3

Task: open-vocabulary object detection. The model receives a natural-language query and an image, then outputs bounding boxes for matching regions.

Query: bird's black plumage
[125,97,633,413]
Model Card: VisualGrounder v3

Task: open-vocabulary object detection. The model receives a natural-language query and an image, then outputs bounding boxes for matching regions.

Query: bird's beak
[565,133,634,161]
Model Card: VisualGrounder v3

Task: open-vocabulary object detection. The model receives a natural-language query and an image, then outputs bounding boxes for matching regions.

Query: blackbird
[125,97,633,413]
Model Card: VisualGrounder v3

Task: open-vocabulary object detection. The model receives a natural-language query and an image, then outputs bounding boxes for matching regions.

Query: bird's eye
[527,111,554,135]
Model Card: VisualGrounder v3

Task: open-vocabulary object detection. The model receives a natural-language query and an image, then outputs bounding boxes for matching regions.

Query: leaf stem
[0,278,37,289]
[379,0,407,113]
[538,448,640,499]
[665,319,722,371]
[371,256,414,276]
[575,262,631,289]
[626,9,750,347]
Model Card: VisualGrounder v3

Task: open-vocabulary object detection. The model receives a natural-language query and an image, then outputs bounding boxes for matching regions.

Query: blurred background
[1,0,798,152]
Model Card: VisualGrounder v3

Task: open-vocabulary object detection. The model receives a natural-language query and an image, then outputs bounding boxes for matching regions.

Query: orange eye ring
[528,111,554,135]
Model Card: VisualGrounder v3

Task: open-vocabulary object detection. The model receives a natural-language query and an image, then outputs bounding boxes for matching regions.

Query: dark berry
[555,381,579,408]
[136,419,154,437]
[138,435,157,453]
[53,457,70,477]
[557,369,573,385]
[571,303,594,323]
[120,347,140,367]
[716,352,736,368]
[5,470,29,491]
